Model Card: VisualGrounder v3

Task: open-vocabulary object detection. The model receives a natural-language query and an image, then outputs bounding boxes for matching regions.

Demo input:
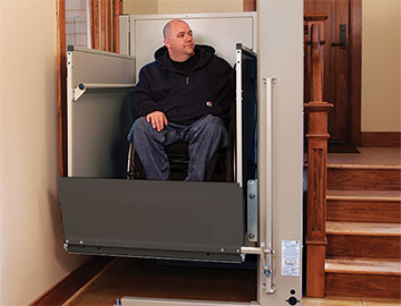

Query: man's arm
[132,66,170,131]
[131,68,163,119]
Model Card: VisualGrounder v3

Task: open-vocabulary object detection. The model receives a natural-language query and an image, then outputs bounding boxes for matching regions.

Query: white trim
[235,48,243,187]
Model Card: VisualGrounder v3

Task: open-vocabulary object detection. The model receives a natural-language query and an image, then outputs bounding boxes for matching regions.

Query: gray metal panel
[59,178,245,262]
[67,47,136,178]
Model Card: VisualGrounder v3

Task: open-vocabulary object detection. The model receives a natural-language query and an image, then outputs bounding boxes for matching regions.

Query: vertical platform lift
[58,0,303,305]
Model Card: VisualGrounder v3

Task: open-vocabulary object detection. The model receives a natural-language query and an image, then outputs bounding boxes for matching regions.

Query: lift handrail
[73,83,136,102]
[264,77,275,294]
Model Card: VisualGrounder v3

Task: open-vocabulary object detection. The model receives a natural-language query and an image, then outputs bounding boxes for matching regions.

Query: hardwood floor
[303,297,401,306]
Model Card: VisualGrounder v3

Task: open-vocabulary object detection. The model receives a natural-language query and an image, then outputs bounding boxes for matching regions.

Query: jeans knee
[204,115,226,135]
[131,117,153,144]
[133,117,149,134]
[133,116,168,145]
[204,115,224,129]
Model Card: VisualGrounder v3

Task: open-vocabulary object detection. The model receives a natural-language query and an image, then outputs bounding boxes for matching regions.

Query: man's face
[164,20,195,62]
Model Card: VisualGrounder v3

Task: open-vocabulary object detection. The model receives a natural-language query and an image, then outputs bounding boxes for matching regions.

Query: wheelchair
[127,107,236,182]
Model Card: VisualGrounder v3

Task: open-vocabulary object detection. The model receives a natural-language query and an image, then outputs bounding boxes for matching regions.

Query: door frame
[349,0,362,146]
[57,0,67,177]
[248,0,362,146]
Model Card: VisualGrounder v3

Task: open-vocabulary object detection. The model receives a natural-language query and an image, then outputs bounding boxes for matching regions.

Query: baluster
[304,14,333,298]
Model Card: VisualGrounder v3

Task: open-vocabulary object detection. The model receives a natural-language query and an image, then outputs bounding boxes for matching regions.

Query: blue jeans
[128,115,229,181]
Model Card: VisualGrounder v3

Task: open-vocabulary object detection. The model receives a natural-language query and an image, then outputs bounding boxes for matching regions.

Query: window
[66,0,91,48]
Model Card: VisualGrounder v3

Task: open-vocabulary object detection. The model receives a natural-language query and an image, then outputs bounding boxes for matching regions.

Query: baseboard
[361,132,401,147]
[29,256,114,306]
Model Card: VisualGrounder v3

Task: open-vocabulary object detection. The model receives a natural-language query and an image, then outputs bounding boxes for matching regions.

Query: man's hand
[146,111,168,132]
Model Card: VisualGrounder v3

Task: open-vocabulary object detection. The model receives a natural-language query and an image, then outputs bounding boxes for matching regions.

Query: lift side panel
[67,48,135,178]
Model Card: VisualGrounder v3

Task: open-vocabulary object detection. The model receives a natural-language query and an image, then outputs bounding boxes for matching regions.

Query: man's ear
[164,38,169,47]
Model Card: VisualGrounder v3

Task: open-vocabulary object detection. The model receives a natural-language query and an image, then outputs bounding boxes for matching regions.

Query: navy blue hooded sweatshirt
[131,45,235,125]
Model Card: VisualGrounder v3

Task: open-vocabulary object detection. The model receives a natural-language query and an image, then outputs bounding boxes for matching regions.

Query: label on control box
[282,240,300,276]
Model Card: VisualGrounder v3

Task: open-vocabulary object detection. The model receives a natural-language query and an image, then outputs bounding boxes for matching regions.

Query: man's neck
[169,52,195,62]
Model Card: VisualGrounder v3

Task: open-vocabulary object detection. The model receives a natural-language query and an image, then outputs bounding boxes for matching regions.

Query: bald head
[163,19,195,62]
[163,19,188,39]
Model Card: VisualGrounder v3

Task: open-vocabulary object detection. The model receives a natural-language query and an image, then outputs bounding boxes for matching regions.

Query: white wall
[362,0,401,132]
[0,1,86,305]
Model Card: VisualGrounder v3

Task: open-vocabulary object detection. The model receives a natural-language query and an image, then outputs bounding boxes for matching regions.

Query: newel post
[304,14,333,298]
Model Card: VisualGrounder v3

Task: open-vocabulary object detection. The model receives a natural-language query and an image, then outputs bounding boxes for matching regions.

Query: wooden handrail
[304,14,333,298]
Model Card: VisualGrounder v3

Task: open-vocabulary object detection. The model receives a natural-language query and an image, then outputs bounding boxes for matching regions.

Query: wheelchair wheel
[127,143,146,179]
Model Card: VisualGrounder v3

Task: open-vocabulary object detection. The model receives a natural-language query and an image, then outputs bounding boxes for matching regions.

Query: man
[128,19,234,180]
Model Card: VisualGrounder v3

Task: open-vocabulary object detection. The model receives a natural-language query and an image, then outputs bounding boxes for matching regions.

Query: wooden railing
[304,14,333,298]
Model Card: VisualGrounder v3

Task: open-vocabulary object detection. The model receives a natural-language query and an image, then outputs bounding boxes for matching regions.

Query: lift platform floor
[63,257,257,306]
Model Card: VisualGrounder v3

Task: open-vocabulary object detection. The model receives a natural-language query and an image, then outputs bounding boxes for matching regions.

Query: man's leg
[130,117,178,180]
[184,115,229,181]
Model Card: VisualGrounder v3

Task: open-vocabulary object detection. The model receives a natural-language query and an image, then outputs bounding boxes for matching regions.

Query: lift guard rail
[73,83,136,102]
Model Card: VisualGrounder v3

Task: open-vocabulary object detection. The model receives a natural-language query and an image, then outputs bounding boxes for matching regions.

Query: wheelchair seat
[127,107,235,182]
[127,137,233,181]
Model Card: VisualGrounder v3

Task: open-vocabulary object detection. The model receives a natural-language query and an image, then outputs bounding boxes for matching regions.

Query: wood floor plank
[362,298,401,306]
[302,297,362,306]
[325,257,401,275]
[326,222,401,236]
[30,256,113,306]
[327,189,401,201]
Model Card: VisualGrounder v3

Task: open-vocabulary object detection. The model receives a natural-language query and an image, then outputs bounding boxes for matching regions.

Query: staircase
[324,147,401,299]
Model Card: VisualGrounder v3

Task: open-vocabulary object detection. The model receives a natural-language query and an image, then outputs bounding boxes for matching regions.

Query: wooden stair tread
[325,257,401,275]
[327,189,401,201]
[327,163,401,170]
[326,221,401,237]
[327,147,401,167]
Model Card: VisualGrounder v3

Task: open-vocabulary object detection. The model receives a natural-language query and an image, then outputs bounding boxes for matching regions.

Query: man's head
[163,19,195,62]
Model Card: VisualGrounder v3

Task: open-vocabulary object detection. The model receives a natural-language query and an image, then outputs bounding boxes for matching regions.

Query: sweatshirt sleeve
[131,67,161,119]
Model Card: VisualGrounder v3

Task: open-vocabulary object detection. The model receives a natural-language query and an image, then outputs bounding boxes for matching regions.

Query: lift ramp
[59,178,245,263]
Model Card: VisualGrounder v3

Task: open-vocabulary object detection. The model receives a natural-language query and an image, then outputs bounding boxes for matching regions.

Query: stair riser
[328,168,401,190]
[325,273,401,299]
[327,235,401,258]
[327,199,401,223]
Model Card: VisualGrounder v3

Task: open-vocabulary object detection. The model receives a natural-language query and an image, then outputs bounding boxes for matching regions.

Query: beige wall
[157,0,242,14]
[124,0,158,15]
[124,0,243,15]
[0,1,86,305]
[362,0,401,132]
